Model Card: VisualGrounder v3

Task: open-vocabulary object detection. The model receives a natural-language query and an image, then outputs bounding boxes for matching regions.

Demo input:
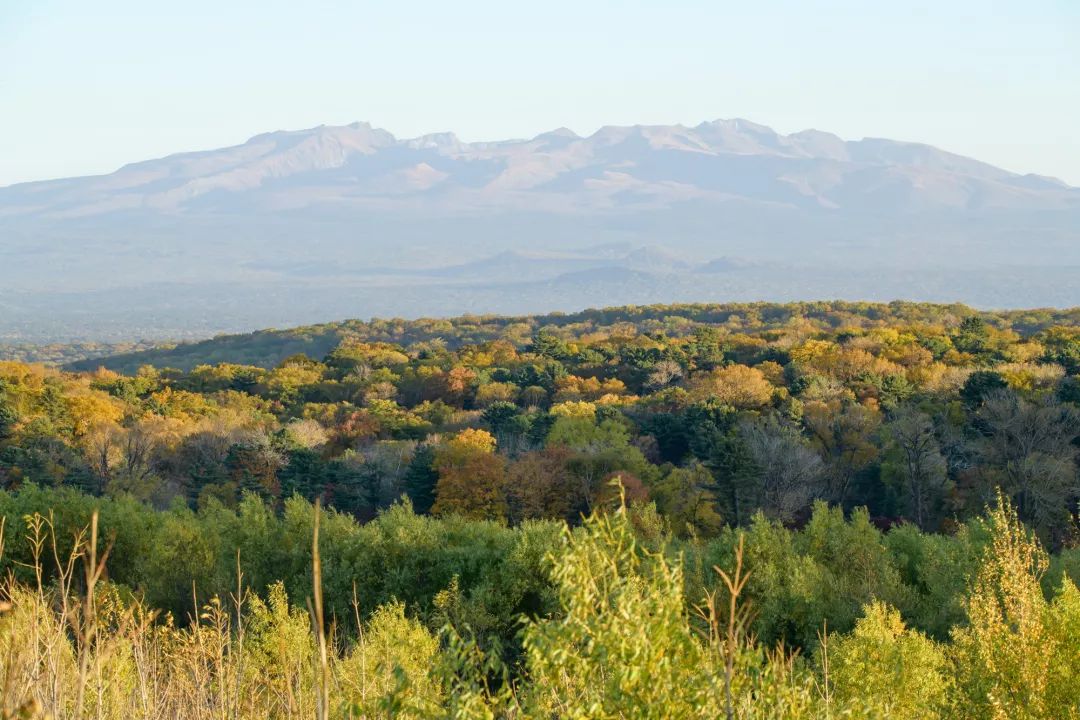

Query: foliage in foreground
[2,492,1080,719]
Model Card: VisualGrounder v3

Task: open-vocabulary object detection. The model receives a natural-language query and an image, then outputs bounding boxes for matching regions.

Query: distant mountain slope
[3,119,1080,341]
[4,119,1076,219]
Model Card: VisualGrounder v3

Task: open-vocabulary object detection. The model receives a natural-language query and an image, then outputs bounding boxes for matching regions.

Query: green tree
[402,444,438,515]
[520,506,717,716]
[703,432,761,527]
[828,601,951,719]
[0,394,18,440]
[961,370,1008,408]
[648,461,723,537]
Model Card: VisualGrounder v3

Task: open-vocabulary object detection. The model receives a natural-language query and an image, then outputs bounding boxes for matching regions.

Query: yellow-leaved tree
[951,491,1080,719]
[828,600,951,719]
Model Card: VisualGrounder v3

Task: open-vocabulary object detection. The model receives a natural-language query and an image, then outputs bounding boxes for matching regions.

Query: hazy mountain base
[5,263,1080,346]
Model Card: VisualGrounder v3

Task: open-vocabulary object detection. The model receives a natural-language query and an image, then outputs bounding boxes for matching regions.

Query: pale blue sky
[2,0,1077,187]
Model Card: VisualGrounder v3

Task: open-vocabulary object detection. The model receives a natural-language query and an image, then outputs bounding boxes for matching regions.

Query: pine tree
[402,444,438,515]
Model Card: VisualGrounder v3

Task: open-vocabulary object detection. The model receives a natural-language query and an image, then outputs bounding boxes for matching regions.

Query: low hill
[66,301,1080,374]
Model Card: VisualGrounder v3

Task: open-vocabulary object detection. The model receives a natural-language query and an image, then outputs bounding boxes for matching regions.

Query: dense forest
[50,300,1080,373]
[3,300,1080,717]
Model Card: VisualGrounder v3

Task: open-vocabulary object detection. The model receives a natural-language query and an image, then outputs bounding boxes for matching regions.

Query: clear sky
[2,0,1077,187]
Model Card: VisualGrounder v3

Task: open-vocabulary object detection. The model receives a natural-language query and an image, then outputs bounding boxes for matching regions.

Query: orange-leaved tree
[431,428,507,521]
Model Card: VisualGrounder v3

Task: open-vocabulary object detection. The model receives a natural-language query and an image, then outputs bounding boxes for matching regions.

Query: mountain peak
[405,132,462,151]
[535,127,579,140]
[697,117,775,134]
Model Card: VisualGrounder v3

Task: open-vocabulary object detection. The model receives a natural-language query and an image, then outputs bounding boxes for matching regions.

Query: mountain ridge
[3,118,1080,341]
[3,119,1075,217]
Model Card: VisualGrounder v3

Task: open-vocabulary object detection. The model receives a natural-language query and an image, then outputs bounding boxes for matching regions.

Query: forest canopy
[42,299,1080,372]
[4,300,1080,542]
[3,300,1080,717]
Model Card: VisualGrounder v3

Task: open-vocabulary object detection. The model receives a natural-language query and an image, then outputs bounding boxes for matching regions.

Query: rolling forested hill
[63,300,1080,374]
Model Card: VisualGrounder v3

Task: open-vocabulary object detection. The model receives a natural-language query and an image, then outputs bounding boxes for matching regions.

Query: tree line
[3,303,1080,545]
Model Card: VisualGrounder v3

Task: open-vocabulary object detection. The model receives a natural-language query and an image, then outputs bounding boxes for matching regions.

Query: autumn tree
[87,416,186,501]
[546,415,652,512]
[802,400,881,506]
[644,359,684,390]
[688,364,774,409]
[226,430,287,502]
[442,366,477,408]
[951,492,1080,718]
[431,429,507,521]
[505,446,576,523]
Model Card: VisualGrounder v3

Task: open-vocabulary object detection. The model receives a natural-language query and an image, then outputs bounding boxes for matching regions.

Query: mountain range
[3,119,1079,341]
